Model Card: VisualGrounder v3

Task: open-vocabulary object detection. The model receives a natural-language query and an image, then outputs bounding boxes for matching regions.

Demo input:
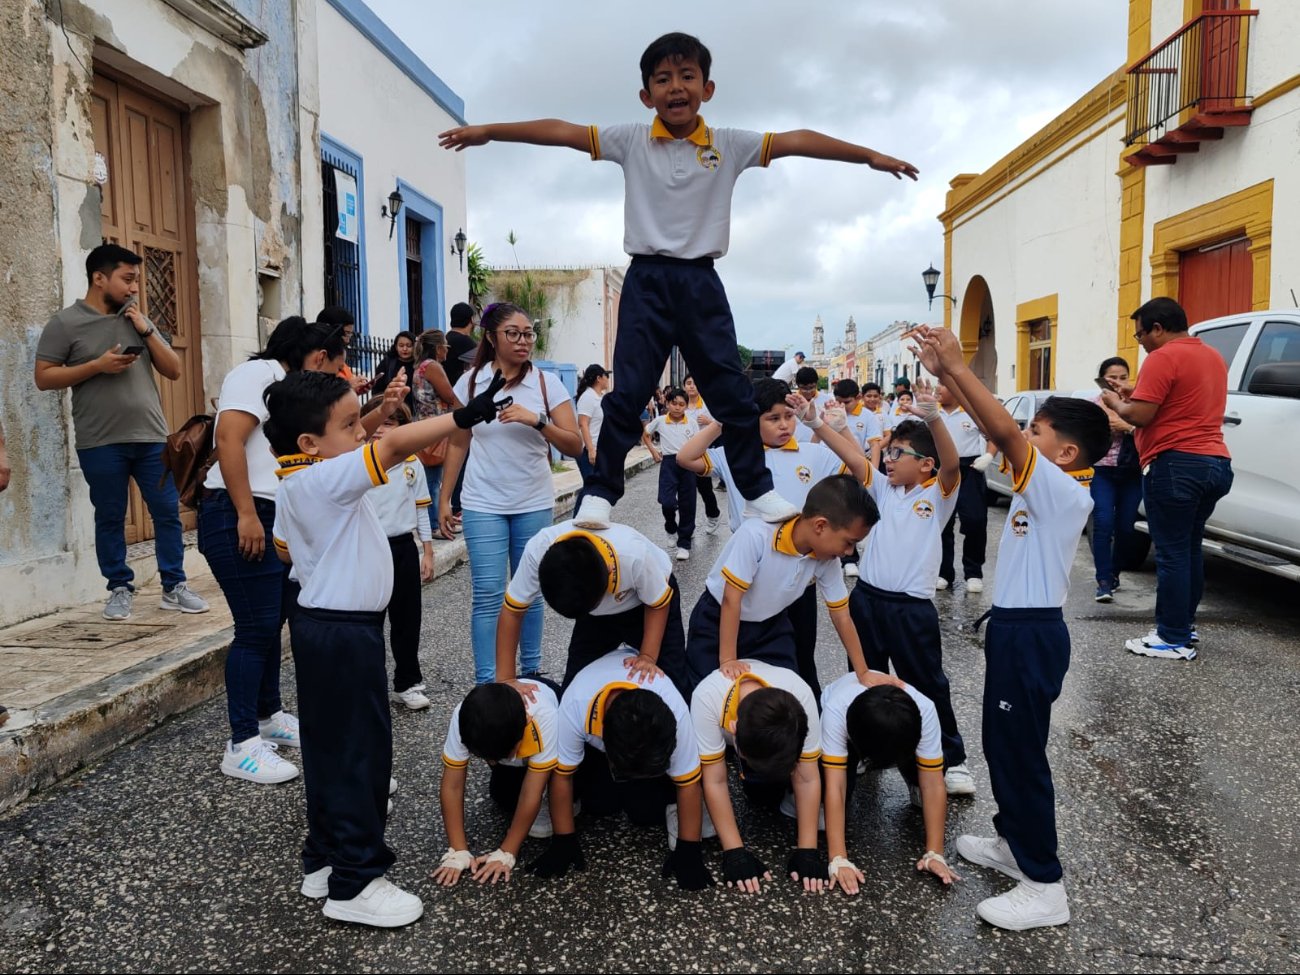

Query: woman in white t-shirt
[574,363,610,509]
[197,318,353,785]
[439,303,583,683]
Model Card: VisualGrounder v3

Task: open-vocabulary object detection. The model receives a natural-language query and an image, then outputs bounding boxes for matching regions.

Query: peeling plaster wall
[0,0,308,625]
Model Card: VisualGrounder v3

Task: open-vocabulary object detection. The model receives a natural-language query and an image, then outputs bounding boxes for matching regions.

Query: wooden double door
[90,71,204,538]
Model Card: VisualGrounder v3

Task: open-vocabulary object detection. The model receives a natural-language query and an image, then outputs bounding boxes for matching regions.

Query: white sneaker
[301,866,331,898]
[675,547,690,561]
[977,879,1070,931]
[778,791,826,831]
[103,586,134,620]
[220,736,298,784]
[529,799,554,839]
[944,763,977,796]
[844,562,859,579]
[935,577,950,591]
[258,710,301,748]
[965,577,984,593]
[665,802,717,851]
[573,496,612,530]
[1125,630,1196,661]
[389,685,431,710]
[390,777,398,795]
[955,834,1025,882]
[743,490,800,524]
[160,582,210,614]
[704,516,721,535]
[323,877,424,928]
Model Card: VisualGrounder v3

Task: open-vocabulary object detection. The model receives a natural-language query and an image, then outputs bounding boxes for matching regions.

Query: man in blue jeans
[1102,297,1233,660]
[35,244,208,620]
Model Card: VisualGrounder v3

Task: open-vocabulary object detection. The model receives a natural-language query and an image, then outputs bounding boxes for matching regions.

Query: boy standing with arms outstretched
[440,31,917,530]
[912,325,1109,931]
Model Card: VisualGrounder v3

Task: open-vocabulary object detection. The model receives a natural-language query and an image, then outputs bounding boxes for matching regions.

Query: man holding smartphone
[35,244,208,620]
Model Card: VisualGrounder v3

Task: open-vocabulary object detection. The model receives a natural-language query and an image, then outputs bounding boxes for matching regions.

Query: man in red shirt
[1102,297,1233,661]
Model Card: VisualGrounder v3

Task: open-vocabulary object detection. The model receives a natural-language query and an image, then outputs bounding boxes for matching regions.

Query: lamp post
[921,263,957,310]
[381,188,404,240]
[450,228,467,272]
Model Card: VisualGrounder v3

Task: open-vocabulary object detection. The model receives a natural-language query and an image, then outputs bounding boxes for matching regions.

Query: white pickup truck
[1136,311,1300,582]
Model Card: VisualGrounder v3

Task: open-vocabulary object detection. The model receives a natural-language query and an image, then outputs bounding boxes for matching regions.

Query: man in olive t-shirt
[34,244,208,621]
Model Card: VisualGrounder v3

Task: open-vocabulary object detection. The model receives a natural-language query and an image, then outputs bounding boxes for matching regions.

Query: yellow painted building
[940,0,1298,393]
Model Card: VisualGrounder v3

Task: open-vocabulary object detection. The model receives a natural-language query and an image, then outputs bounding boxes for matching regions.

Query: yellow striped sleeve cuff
[272,537,289,552]
[672,766,703,787]
[502,593,531,614]
[415,498,432,508]
[700,454,714,476]
[800,749,822,763]
[720,568,750,592]
[700,750,727,766]
[916,755,945,771]
[363,442,388,486]
[1012,448,1037,494]
[825,596,850,611]
[863,464,874,488]
[588,125,601,160]
[527,758,559,773]
[759,132,775,167]
[442,755,469,769]
[837,463,850,475]
[941,474,960,499]
[821,754,850,769]
[556,763,580,777]
[647,586,674,610]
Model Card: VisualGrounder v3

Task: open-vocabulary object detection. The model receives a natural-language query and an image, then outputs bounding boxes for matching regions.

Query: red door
[1179,238,1252,327]
[1200,0,1242,111]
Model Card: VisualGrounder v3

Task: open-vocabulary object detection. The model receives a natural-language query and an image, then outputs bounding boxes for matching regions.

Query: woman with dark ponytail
[574,363,610,508]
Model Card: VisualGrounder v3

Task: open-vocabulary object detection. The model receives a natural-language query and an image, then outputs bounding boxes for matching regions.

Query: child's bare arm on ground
[768,131,918,180]
[439,120,591,153]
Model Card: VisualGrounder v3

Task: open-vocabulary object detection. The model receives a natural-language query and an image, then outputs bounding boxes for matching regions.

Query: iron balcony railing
[1124,9,1257,146]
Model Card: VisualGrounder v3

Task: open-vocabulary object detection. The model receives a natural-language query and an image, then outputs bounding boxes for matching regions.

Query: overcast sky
[366,0,1129,354]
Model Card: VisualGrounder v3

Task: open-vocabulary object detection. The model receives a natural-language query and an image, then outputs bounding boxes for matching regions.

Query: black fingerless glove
[452,369,510,428]
[787,847,827,882]
[527,832,585,878]
[661,839,713,891]
[721,847,768,885]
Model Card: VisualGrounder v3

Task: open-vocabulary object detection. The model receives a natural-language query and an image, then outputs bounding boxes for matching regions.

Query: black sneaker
[1095,584,1114,603]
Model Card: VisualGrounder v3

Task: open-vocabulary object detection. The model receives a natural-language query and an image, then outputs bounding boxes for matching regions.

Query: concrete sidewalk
[0,448,653,812]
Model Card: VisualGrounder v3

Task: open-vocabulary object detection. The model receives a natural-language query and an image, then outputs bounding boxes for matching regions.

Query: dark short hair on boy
[1034,396,1112,468]
[85,243,142,284]
[795,366,820,387]
[890,418,938,464]
[603,689,676,780]
[262,370,352,456]
[845,686,922,771]
[315,305,355,328]
[538,537,610,618]
[639,32,711,90]
[735,687,807,781]
[753,377,792,413]
[1131,296,1188,334]
[803,474,881,530]
[459,684,527,762]
[360,395,411,424]
[665,386,688,404]
[863,382,882,395]
[834,379,860,399]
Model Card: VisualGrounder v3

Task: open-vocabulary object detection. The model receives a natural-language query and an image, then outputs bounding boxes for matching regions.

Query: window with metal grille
[405,219,424,334]
[321,148,364,332]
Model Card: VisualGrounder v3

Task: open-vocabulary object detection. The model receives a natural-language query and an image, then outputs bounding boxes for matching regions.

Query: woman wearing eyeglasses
[439,303,583,683]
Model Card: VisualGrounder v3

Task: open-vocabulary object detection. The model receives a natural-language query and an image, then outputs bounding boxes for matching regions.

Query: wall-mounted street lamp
[450,228,467,272]
[381,188,404,240]
[921,263,957,310]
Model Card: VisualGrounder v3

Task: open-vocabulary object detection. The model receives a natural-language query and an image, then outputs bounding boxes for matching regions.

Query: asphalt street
[2,467,1298,973]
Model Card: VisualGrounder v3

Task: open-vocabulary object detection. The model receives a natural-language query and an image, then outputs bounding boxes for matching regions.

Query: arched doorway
[959,275,997,393]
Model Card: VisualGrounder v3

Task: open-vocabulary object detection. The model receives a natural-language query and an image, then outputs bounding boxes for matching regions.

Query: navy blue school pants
[784,584,823,704]
[939,458,989,583]
[385,534,424,693]
[685,590,797,690]
[983,606,1070,884]
[589,255,774,505]
[658,456,697,550]
[562,574,690,701]
[291,606,395,900]
[848,582,966,768]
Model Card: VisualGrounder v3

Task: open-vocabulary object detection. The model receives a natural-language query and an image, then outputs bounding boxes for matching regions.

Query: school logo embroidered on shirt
[697,145,722,170]
[403,464,417,485]
[1011,510,1030,537]
[614,588,632,603]
[796,465,812,484]
[912,500,935,519]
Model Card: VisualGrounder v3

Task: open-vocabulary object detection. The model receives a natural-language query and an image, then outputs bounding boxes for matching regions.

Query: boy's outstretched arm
[439,120,591,153]
[675,421,724,475]
[907,380,960,496]
[769,131,918,180]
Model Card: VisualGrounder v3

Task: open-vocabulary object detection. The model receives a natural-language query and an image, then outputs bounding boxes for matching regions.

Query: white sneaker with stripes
[220,736,299,784]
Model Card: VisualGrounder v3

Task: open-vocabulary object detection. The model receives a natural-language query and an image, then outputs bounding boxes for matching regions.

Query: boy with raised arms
[440,31,916,532]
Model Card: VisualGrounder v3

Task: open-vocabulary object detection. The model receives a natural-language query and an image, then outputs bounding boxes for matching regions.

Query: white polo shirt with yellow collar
[859,463,960,600]
[271,443,393,612]
[504,521,674,618]
[644,412,700,455]
[588,116,773,259]
[820,672,944,775]
[844,402,884,453]
[442,679,560,772]
[555,650,701,786]
[692,662,822,768]
[938,406,986,459]
[704,517,849,622]
[703,437,848,531]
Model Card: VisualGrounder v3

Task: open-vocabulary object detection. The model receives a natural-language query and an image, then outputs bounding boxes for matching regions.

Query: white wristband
[828,855,858,879]
[804,416,824,429]
[485,849,516,869]
[915,403,941,423]
[920,850,947,868]
[440,847,473,871]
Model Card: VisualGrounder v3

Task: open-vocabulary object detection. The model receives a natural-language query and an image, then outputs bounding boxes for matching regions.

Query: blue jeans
[423,463,444,511]
[77,442,185,591]
[1089,464,1143,586]
[1142,452,1233,646]
[198,489,293,743]
[462,507,552,683]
